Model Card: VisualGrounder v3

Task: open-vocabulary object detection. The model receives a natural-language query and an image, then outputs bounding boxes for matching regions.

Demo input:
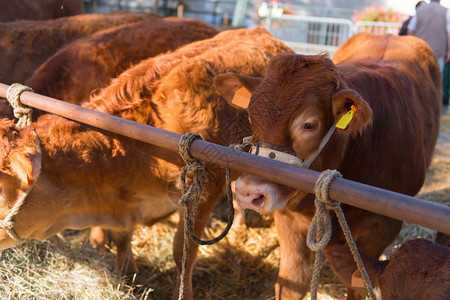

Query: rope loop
[0,220,21,242]
[177,133,235,300]
[6,83,34,128]
[307,169,377,300]
[0,219,14,230]
[179,133,203,165]
[307,170,342,252]
[314,169,341,209]
[228,141,254,152]
[178,132,235,245]
[306,205,332,252]
[0,187,33,242]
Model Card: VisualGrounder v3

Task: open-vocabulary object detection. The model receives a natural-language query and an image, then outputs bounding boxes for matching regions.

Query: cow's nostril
[252,195,265,208]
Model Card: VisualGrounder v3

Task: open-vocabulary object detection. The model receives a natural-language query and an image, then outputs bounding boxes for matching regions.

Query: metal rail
[353,21,402,35]
[265,14,354,47]
[263,14,404,54]
[0,83,449,235]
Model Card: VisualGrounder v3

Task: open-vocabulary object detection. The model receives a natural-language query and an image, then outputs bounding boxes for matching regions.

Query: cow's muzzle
[236,123,337,212]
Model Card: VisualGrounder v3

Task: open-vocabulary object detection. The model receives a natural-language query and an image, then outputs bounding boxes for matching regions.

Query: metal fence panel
[266,14,354,47]
[353,21,402,35]
[264,14,404,54]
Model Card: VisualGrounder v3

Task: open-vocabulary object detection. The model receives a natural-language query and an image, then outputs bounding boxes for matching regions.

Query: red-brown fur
[23,17,218,253]
[327,239,450,299]
[215,33,441,299]
[0,11,160,84]
[0,0,85,22]
[0,28,292,299]
[25,18,218,106]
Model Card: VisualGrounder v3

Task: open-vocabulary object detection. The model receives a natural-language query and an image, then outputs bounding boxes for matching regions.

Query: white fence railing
[266,14,354,47]
[353,21,402,35]
[264,14,403,55]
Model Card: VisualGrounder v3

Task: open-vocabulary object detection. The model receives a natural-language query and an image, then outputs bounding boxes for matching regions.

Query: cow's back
[87,27,293,146]
[25,19,218,105]
[0,12,160,84]
[154,28,294,145]
[333,32,441,88]
[0,0,85,22]
[334,33,441,195]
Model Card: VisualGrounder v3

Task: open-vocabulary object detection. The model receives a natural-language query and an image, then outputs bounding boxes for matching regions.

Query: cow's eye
[304,122,316,130]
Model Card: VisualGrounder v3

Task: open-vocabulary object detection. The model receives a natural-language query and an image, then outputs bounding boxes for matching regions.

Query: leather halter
[244,123,338,204]
[245,122,338,169]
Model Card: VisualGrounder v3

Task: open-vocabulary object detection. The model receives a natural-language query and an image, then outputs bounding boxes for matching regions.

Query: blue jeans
[443,61,449,105]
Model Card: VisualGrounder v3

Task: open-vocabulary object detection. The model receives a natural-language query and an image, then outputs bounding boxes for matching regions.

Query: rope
[0,84,37,242]
[0,131,40,242]
[302,124,336,169]
[307,170,377,300]
[0,188,32,242]
[6,83,34,128]
[177,133,235,300]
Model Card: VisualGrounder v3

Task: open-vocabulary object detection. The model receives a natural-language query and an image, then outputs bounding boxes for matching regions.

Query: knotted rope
[177,133,235,300]
[307,169,377,300]
[0,84,39,243]
[6,83,34,128]
[0,188,32,242]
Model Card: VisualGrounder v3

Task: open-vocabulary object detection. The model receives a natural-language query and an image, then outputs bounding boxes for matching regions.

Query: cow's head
[214,53,372,213]
[0,116,180,250]
[0,119,42,248]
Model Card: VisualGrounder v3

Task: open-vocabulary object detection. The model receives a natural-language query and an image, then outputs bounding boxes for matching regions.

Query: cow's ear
[9,151,41,188]
[332,88,373,133]
[214,72,263,109]
[7,133,42,188]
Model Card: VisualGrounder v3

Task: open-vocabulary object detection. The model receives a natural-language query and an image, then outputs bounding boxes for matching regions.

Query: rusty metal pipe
[1,83,449,235]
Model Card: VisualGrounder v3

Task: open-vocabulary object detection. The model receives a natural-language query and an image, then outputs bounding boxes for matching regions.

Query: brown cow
[0,28,292,299]
[25,18,219,106]
[0,11,160,84]
[23,17,218,251]
[326,239,450,299]
[23,17,218,252]
[0,0,85,22]
[214,32,441,299]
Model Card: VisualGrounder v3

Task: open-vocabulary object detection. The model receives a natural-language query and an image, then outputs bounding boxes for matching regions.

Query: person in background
[399,1,426,36]
[443,62,449,105]
[407,0,450,106]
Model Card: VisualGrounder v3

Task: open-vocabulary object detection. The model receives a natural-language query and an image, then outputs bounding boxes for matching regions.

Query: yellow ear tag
[351,270,365,289]
[231,86,251,108]
[336,105,357,129]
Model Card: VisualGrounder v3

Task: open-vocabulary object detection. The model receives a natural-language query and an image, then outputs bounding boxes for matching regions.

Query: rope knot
[177,133,235,300]
[6,83,34,128]
[0,187,34,242]
[315,169,342,210]
[307,169,342,252]
[179,133,202,164]
[307,169,377,300]
[0,219,14,230]
[0,218,21,242]
[178,133,207,207]
[182,160,205,177]
[228,141,253,152]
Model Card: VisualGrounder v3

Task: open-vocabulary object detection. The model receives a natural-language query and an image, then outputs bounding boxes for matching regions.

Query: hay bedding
[0,113,449,299]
